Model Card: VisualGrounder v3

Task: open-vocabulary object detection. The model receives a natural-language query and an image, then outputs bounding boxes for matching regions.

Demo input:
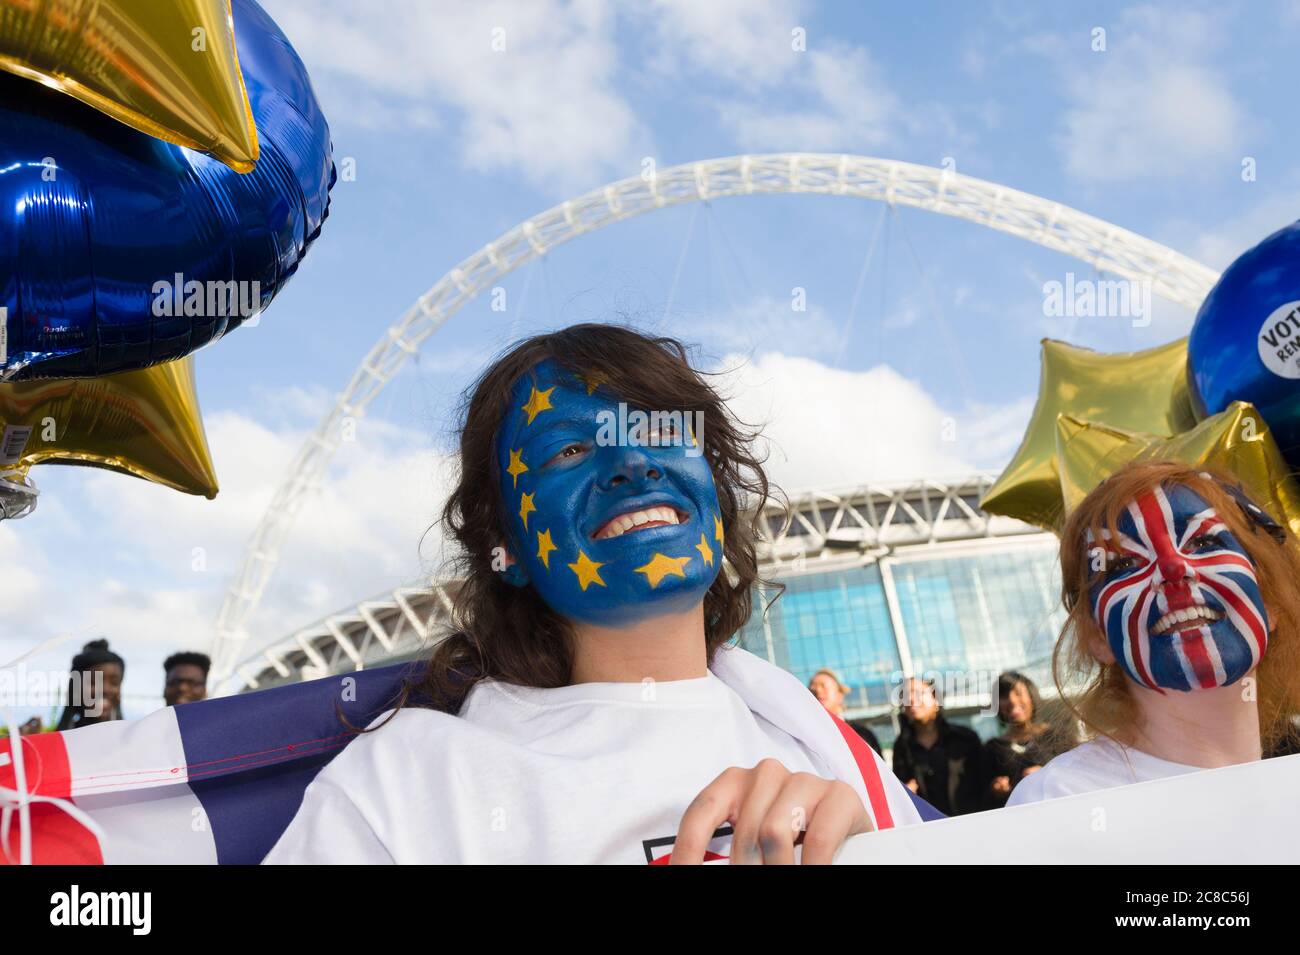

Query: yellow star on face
[521,386,555,425]
[506,448,528,488]
[635,552,692,589]
[577,370,607,395]
[536,529,558,568]
[568,550,607,591]
[518,492,536,530]
[713,514,725,547]
[695,534,715,567]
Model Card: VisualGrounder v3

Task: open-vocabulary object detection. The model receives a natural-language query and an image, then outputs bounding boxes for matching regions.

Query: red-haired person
[1009,462,1300,805]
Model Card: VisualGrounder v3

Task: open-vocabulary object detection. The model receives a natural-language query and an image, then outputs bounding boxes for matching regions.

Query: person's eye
[546,442,588,465]
[1188,533,1221,552]
[1105,555,1137,575]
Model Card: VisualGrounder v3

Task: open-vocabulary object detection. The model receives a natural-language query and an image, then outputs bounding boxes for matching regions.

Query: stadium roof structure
[225,472,1055,693]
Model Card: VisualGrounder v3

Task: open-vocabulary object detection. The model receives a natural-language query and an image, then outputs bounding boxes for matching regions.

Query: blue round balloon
[1189,219,1300,463]
[0,0,334,381]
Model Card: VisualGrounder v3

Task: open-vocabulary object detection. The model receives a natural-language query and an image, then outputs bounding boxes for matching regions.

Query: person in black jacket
[982,671,1064,808]
[892,676,984,815]
[808,668,882,757]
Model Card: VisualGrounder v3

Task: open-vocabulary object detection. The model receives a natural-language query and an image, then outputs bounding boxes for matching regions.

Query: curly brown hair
[1054,460,1300,755]
[393,322,785,716]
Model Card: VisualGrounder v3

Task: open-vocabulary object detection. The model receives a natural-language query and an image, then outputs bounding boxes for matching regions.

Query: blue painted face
[494,359,724,627]
[1086,483,1269,693]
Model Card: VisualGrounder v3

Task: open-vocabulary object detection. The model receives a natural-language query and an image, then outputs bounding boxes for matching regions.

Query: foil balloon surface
[0,356,218,506]
[0,0,259,172]
[1188,219,1300,468]
[0,0,334,382]
[981,338,1198,530]
[1055,402,1300,538]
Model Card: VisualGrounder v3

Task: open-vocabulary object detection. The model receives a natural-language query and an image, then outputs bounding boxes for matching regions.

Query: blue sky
[5,0,1300,720]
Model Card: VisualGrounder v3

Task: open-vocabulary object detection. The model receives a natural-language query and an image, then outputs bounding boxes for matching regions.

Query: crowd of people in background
[808,667,1067,814]
[7,639,211,736]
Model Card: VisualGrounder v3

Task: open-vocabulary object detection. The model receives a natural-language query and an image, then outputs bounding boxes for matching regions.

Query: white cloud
[664,296,848,362]
[1052,8,1249,184]
[641,0,809,87]
[0,394,452,706]
[0,524,43,619]
[260,0,645,192]
[711,351,1028,491]
[641,0,900,151]
[721,46,900,151]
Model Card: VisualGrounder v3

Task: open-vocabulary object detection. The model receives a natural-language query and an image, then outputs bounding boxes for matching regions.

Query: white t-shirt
[264,672,833,864]
[1007,737,1201,805]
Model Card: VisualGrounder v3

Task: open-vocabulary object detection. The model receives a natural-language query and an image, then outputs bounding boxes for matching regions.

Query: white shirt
[1007,737,1201,805]
[264,671,832,864]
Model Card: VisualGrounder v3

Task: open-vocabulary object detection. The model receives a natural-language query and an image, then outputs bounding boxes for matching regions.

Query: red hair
[1054,460,1300,754]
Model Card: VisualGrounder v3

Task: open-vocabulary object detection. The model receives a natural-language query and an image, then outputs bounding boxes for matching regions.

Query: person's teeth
[598,506,681,540]
[1152,606,1223,635]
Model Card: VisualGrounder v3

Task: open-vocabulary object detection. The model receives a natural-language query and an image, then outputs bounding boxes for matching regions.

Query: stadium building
[233,473,1066,752]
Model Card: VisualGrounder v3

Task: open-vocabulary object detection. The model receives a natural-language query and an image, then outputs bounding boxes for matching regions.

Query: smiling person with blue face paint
[1009,461,1300,805]
[265,323,922,864]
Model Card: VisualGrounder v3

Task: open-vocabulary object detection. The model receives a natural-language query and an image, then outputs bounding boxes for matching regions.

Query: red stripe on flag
[0,733,103,865]
[0,732,73,797]
[649,850,729,865]
[830,714,894,830]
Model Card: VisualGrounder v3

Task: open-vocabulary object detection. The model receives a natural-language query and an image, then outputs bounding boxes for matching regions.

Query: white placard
[838,753,1300,864]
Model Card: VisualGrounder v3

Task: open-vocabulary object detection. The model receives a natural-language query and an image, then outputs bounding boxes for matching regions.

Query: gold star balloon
[981,338,1199,529]
[0,356,218,511]
[1055,402,1300,537]
[0,0,259,172]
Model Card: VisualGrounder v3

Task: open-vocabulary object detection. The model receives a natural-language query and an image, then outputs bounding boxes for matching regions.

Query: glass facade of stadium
[737,536,1067,751]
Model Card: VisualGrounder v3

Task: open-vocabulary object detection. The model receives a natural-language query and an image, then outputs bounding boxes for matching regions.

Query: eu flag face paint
[494,360,724,627]
[1087,484,1269,693]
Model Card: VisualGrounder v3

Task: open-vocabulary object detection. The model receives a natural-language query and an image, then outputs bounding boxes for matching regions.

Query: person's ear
[494,541,530,588]
[1080,616,1115,665]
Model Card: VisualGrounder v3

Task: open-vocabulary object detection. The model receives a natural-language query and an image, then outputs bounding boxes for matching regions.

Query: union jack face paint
[1087,484,1269,693]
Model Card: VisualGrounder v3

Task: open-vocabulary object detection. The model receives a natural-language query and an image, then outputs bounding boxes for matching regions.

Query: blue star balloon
[0,0,334,381]
[1189,219,1300,466]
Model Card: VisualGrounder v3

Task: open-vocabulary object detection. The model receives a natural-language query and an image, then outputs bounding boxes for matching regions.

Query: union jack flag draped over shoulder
[1,649,932,864]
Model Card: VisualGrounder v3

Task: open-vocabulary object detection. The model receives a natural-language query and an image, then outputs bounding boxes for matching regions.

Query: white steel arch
[210,152,1221,684]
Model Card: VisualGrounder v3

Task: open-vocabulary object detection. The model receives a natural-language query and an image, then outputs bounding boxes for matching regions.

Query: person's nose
[1153,546,1194,589]
[595,444,662,492]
